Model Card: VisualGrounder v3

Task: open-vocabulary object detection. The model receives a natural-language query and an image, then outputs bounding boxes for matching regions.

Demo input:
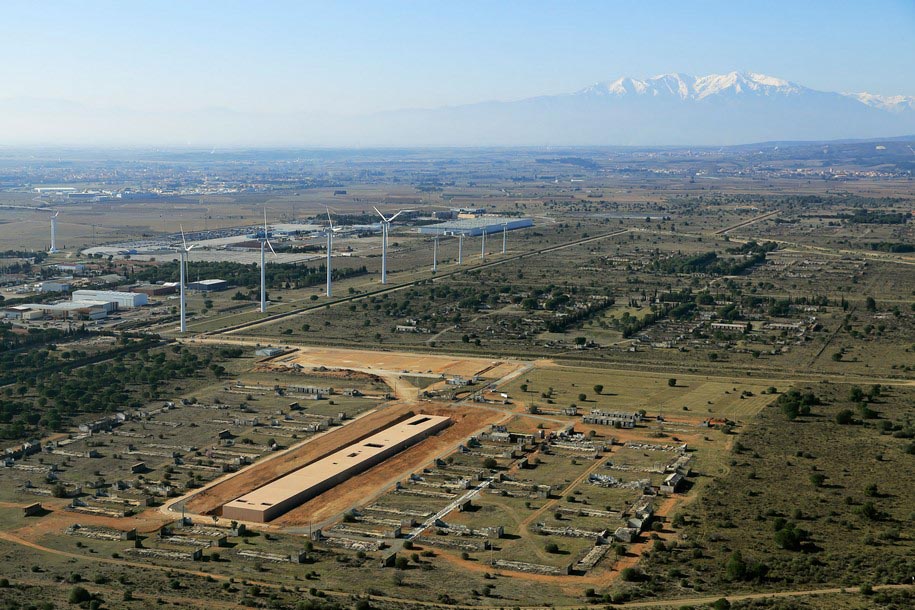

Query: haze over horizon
[2,0,914,147]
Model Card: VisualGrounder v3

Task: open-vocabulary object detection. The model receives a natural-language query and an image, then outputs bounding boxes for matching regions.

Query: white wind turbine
[373,207,404,284]
[258,209,277,313]
[431,234,439,272]
[324,207,342,297]
[177,226,196,333]
[48,211,60,253]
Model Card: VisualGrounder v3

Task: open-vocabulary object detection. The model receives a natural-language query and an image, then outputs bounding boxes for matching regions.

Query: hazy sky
[3,0,914,115]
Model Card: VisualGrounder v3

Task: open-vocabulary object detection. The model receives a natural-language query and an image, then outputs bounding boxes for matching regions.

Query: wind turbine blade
[187,244,196,251]
[180,225,188,251]
[326,207,334,230]
[266,239,277,257]
[373,206,387,222]
[388,210,404,222]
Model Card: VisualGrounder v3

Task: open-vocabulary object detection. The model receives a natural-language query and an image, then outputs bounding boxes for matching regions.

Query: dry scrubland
[1,149,914,609]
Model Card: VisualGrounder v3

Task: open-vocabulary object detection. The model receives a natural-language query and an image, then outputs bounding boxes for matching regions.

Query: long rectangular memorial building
[222,414,451,523]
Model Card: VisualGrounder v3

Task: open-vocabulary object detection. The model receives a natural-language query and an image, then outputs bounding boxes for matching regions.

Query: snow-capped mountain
[846,91,915,112]
[354,71,915,147]
[576,71,915,110]
[577,71,806,100]
[1,71,913,146]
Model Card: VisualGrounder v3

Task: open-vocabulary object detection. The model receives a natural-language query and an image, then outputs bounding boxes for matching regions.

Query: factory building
[37,281,71,293]
[187,279,229,292]
[3,301,111,320]
[71,290,148,308]
[131,283,178,296]
[54,264,87,275]
[222,414,451,523]
[417,217,533,237]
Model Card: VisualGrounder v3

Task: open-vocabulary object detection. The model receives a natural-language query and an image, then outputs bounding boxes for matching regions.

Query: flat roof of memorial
[223,414,450,512]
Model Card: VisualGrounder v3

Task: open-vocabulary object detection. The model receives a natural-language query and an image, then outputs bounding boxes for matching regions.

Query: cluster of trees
[545,297,614,332]
[0,345,230,440]
[1,332,157,386]
[775,389,821,420]
[1,324,87,355]
[869,242,914,253]
[835,384,884,424]
[773,519,810,551]
[612,304,678,339]
[725,241,779,256]
[843,210,910,225]
[653,242,777,277]
[654,251,719,275]
[725,551,769,582]
[132,260,367,290]
[0,250,47,275]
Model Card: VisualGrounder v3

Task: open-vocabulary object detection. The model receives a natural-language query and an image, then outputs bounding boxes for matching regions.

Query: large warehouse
[71,289,148,308]
[416,217,533,237]
[222,414,451,523]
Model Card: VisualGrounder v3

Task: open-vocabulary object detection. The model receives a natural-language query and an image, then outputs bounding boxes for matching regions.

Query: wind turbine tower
[325,207,342,297]
[502,222,507,254]
[48,211,60,253]
[457,232,464,264]
[258,210,277,313]
[481,230,486,260]
[432,235,439,272]
[178,227,196,333]
[373,207,404,284]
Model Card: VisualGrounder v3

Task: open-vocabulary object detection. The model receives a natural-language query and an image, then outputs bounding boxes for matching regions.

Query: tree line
[130,260,368,290]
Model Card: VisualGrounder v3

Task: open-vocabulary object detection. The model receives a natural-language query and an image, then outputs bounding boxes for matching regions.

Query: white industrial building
[37,281,72,293]
[3,301,111,320]
[187,279,229,292]
[417,217,533,237]
[71,290,148,308]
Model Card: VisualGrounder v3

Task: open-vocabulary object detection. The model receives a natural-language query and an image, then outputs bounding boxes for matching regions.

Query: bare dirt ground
[274,404,509,527]
[183,402,420,515]
[282,346,520,379]
[191,338,526,380]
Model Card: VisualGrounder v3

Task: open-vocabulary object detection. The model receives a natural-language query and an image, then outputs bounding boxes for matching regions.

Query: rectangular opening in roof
[408,417,431,425]
[347,452,359,458]
[364,443,384,448]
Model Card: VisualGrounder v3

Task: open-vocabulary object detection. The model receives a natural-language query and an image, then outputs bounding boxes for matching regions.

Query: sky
[2,0,914,115]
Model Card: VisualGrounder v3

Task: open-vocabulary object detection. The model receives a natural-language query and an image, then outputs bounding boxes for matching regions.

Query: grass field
[504,364,779,421]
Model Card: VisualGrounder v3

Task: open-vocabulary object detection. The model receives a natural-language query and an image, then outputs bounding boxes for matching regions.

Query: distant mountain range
[2,71,914,147]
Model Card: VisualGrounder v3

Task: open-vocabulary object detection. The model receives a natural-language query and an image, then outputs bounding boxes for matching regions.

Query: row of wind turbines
[173,206,512,333]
